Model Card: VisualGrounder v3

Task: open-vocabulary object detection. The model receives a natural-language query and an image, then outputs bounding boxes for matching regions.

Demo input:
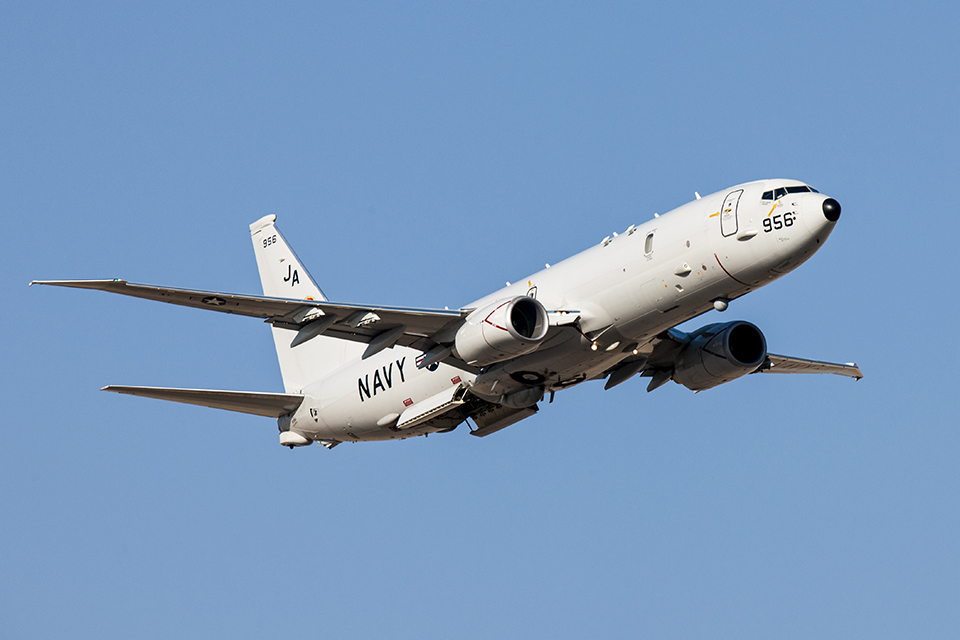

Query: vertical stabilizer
[250,215,360,393]
[250,214,326,301]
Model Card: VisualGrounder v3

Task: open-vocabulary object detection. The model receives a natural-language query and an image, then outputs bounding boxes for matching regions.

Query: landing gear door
[720,189,743,237]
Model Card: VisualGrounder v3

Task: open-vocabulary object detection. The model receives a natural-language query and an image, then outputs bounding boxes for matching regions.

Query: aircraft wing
[102,385,305,417]
[756,354,863,379]
[31,279,466,351]
[601,330,863,391]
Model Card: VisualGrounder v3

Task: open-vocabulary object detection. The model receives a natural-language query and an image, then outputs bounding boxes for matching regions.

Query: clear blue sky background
[3,2,959,638]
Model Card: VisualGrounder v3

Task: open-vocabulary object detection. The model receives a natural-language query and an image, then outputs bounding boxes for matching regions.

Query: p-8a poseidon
[33,179,861,449]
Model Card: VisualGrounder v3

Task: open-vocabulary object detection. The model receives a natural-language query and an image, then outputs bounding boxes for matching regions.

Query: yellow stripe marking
[767,203,779,218]
[709,212,720,218]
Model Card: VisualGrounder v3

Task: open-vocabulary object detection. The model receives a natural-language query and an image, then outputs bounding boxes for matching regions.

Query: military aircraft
[33,179,861,449]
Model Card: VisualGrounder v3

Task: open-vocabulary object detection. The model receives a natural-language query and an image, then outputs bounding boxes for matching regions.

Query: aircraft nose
[822,198,841,222]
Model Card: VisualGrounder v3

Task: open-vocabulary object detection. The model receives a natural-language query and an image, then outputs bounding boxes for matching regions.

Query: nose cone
[822,198,841,222]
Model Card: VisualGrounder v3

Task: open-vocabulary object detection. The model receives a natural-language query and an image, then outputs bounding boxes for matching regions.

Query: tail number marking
[763,212,794,233]
[262,235,278,248]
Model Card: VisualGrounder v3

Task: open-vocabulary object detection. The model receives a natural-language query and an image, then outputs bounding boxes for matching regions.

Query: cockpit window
[766,185,816,201]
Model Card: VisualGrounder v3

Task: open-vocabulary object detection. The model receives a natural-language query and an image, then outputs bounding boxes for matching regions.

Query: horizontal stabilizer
[102,385,304,417]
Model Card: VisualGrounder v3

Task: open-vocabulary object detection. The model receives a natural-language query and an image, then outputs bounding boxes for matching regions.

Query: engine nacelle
[673,321,767,391]
[454,296,549,366]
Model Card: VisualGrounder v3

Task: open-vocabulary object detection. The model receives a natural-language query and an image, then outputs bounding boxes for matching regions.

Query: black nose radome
[822,198,841,222]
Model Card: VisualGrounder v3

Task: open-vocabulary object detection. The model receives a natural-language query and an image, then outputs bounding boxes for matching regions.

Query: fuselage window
[785,185,811,194]
[761,190,774,201]
[773,187,786,199]
[644,232,654,254]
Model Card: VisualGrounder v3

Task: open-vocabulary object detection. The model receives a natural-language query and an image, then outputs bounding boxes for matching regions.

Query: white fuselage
[292,179,838,442]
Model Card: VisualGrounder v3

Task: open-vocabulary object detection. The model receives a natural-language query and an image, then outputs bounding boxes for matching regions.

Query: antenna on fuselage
[695,192,701,200]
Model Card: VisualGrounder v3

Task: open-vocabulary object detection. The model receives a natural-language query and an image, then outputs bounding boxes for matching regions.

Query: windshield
[762,184,817,200]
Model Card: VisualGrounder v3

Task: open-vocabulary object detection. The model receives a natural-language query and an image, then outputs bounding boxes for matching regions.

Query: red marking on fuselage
[714,253,752,287]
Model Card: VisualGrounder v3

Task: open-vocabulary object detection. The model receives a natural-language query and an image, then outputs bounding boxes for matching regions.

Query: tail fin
[250,214,326,301]
[250,215,360,393]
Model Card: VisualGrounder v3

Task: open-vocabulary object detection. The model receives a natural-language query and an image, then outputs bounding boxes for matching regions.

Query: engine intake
[673,321,767,391]
[455,296,549,366]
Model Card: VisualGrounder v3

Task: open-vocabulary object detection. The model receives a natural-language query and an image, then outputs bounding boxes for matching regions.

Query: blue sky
[3,2,959,638]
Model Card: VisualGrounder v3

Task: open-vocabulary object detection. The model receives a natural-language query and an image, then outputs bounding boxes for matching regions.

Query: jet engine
[673,321,767,391]
[454,296,549,366]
